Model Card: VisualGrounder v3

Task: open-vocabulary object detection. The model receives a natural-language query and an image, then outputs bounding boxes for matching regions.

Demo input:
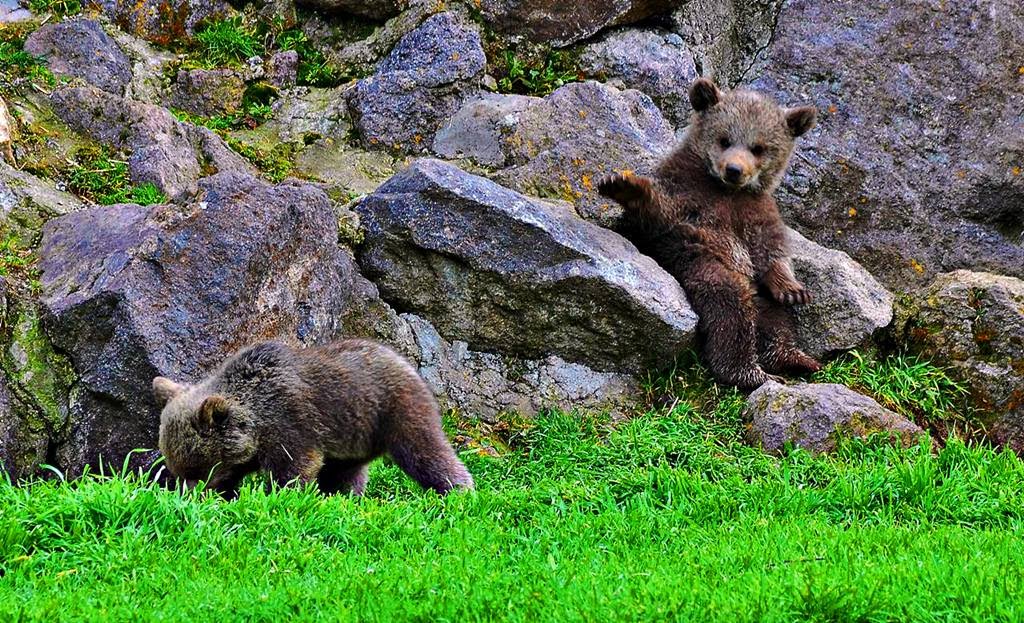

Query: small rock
[479,0,680,47]
[347,11,485,154]
[24,17,133,95]
[903,270,1024,452]
[169,69,246,117]
[266,51,299,89]
[786,227,894,359]
[744,381,925,454]
[356,159,697,373]
[578,28,699,127]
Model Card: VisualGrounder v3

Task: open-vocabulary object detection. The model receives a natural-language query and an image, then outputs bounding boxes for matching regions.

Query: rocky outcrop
[578,28,698,128]
[24,18,133,95]
[902,270,1024,452]
[37,172,408,475]
[787,228,894,359]
[356,158,698,373]
[50,86,252,201]
[479,0,678,47]
[436,82,674,225]
[404,314,638,420]
[348,12,486,154]
[84,0,235,46]
[754,0,1024,288]
[744,381,925,454]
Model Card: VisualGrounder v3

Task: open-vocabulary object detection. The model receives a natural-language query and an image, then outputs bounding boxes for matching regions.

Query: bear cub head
[687,77,816,193]
[153,376,259,483]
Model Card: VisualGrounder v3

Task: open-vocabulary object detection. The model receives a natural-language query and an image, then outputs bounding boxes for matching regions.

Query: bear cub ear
[689,78,721,112]
[198,395,231,428]
[785,106,817,137]
[153,376,185,405]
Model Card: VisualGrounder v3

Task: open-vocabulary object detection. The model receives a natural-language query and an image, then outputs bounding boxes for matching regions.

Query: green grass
[0,234,36,283]
[495,50,581,96]
[26,0,81,17]
[2,400,1023,621]
[192,17,265,68]
[65,146,168,205]
[276,28,352,87]
[0,24,56,96]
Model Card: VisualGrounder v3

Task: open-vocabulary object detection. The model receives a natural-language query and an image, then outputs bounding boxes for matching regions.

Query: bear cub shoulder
[153,339,474,498]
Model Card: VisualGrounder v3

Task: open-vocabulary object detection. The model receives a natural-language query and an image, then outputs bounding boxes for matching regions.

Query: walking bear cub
[153,339,474,498]
[599,78,821,390]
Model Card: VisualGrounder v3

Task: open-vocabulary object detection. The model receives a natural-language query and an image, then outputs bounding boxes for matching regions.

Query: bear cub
[599,77,821,390]
[153,339,474,498]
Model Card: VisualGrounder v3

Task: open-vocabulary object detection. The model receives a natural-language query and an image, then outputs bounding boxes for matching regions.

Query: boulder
[752,0,1024,289]
[670,0,784,86]
[347,11,486,154]
[787,227,894,359]
[84,0,235,46]
[37,172,407,475]
[266,51,299,89]
[50,85,252,201]
[903,270,1024,452]
[297,0,406,20]
[744,381,925,454]
[355,158,697,373]
[24,17,133,95]
[578,28,699,128]
[0,162,83,244]
[479,0,679,47]
[169,69,246,117]
[404,314,637,420]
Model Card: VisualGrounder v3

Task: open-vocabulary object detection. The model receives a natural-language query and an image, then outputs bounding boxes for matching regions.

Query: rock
[479,0,679,47]
[903,271,1024,452]
[293,139,398,196]
[347,11,485,154]
[37,172,409,476]
[260,85,352,143]
[492,81,674,224]
[84,0,235,46]
[355,159,697,373]
[24,17,133,95]
[670,0,784,86]
[108,26,178,104]
[169,69,246,117]
[433,93,540,168]
[752,0,1024,289]
[266,51,299,89]
[50,85,252,201]
[0,4,32,21]
[297,0,406,20]
[578,28,699,128]
[404,314,637,420]
[744,381,925,454]
[786,227,894,359]
[0,162,83,244]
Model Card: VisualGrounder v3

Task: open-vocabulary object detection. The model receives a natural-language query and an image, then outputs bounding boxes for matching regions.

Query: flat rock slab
[744,381,925,454]
[356,158,697,373]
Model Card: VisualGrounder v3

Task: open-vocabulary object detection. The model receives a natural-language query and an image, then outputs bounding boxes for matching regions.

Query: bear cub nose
[724,163,744,183]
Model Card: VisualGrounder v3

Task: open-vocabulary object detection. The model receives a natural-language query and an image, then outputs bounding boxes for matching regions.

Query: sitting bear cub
[153,339,474,498]
[600,78,821,390]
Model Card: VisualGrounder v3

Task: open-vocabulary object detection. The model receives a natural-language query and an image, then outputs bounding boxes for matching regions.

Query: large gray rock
[405,314,637,420]
[479,0,679,47]
[297,0,406,19]
[578,28,699,128]
[37,172,407,476]
[670,0,784,86]
[787,227,894,359]
[347,12,486,154]
[436,82,674,225]
[0,162,83,243]
[753,0,1024,289]
[355,159,698,373]
[84,0,235,46]
[744,381,925,454]
[24,17,133,95]
[169,69,246,117]
[50,86,252,201]
[902,270,1024,452]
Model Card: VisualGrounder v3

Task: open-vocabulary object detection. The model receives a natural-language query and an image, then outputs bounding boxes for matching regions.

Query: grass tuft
[192,17,264,68]
[494,50,581,96]
[26,0,81,17]
[65,146,168,205]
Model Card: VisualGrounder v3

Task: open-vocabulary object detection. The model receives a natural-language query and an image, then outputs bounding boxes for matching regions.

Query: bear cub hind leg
[754,295,821,376]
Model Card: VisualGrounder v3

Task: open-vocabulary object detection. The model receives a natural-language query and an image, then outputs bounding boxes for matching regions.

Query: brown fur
[599,78,821,390]
[153,339,474,498]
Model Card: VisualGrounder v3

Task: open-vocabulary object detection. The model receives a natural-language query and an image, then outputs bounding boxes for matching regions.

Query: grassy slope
[2,399,1023,622]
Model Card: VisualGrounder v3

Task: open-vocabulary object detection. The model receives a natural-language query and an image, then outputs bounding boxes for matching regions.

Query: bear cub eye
[719,137,731,149]
[751,144,766,157]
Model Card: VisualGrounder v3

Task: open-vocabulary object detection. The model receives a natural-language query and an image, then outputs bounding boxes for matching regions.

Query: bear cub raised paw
[599,77,821,390]
[153,339,474,498]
